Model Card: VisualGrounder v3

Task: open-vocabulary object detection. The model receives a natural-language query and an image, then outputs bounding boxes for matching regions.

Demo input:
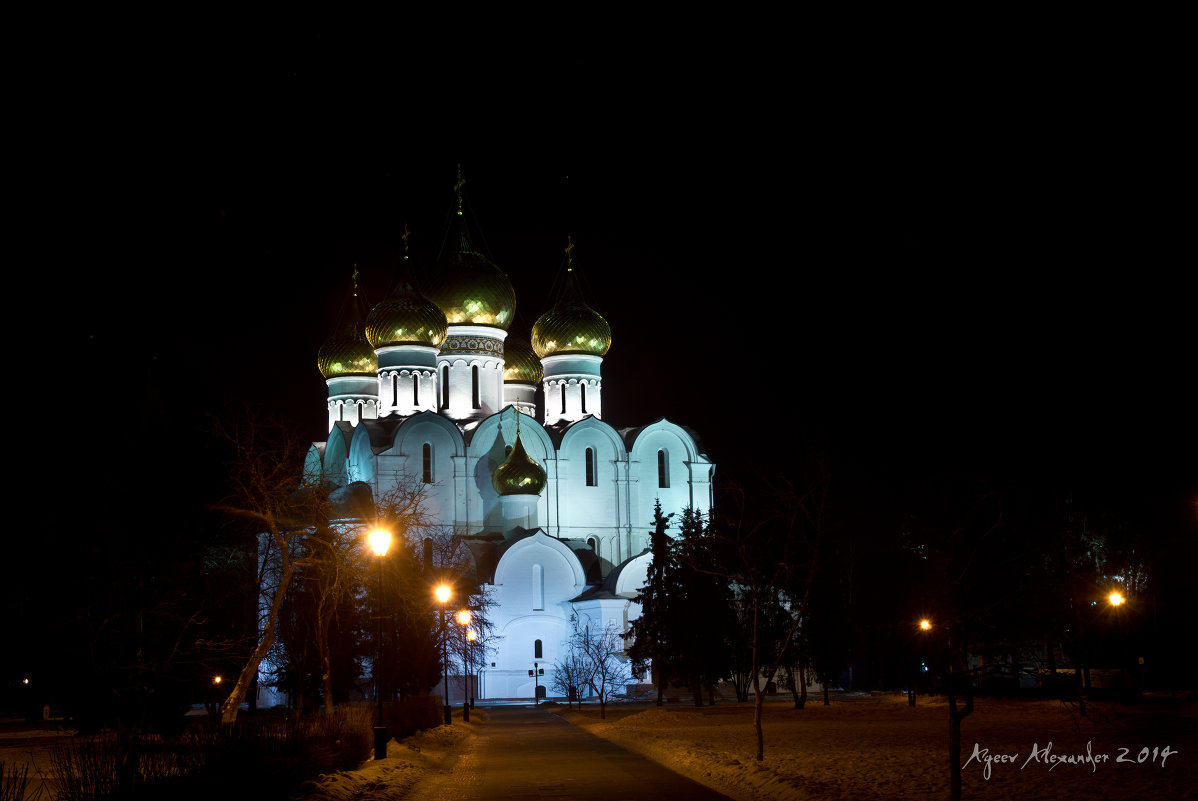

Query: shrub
[381,695,443,739]
[47,706,375,800]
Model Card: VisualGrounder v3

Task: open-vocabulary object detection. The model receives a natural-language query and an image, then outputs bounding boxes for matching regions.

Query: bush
[47,706,375,800]
[1,761,35,801]
[381,695,443,739]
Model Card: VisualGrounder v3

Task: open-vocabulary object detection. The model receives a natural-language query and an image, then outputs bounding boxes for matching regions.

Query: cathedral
[304,177,715,701]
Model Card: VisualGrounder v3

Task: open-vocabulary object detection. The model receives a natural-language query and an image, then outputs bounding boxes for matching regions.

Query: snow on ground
[7,694,1196,800]
[558,693,1198,801]
[295,719,479,801]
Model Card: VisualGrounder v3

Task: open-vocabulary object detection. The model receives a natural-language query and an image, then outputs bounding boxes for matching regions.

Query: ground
[5,693,1195,800]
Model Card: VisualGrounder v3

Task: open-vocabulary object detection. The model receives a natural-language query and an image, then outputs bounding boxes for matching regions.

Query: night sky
[19,27,1194,537]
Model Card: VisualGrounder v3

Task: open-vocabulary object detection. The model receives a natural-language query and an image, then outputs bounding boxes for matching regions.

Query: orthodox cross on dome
[352,263,360,297]
[564,234,575,269]
[401,221,411,257]
[454,165,465,216]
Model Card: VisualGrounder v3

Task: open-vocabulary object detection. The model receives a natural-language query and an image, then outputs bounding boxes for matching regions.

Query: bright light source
[213,676,222,685]
[457,609,472,626]
[919,619,932,631]
[435,584,451,604]
[1108,591,1125,607]
[368,528,392,557]
[467,630,476,641]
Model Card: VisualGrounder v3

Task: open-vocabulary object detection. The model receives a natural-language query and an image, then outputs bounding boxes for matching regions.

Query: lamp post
[912,618,932,706]
[457,610,471,722]
[435,583,452,725]
[368,528,392,760]
[467,629,477,709]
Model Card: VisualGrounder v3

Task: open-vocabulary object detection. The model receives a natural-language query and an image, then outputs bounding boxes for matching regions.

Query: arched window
[472,365,481,409]
[440,365,449,409]
[658,449,670,488]
[422,443,433,483]
[585,448,596,486]
[391,373,398,407]
[580,381,587,414]
[560,383,566,414]
[534,639,543,659]
[587,537,598,560]
[412,372,420,405]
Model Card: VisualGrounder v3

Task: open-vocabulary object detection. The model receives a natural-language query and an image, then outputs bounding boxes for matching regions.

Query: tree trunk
[221,548,293,724]
[798,662,809,709]
[752,593,764,762]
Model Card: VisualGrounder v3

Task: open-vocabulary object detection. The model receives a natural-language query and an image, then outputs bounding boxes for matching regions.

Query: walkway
[405,704,733,801]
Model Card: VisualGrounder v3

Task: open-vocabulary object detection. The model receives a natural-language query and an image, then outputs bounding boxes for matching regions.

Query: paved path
[407,705,733,801]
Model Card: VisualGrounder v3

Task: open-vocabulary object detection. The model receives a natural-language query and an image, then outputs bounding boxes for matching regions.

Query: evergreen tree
[626,500,674,705]
[673,507,736,704]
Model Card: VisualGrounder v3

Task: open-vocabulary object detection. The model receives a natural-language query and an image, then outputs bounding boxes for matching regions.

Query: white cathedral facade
[303,183,714,701]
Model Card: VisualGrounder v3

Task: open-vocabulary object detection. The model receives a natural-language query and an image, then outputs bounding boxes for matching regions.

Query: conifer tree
[627,500,674,705]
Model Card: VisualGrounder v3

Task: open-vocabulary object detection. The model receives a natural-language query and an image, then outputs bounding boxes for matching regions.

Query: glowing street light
[1108,591,1125,607]
[919,618,932,631]
[467,629,477,709]
[457,609,472,722]
[435,583,452,725]
[369,528,392,760]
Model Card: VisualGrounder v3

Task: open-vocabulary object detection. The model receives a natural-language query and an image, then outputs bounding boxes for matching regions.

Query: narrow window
[472,365,481,409]
[560,383,566,414]
[534,639,543,659]
[412,373,419,405]
[585,448,596,486]
[440,365,449,409]
[658,449,670,488]
[357,400,365,421]
[422,443,432,483]
[580,381,587,414]
[391,374,398,407]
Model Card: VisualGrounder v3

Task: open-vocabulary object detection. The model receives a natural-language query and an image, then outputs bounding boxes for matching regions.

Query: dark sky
[20,26,1194,529]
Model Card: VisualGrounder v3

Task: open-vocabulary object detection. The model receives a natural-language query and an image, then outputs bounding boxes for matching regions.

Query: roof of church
[569,547,650,602]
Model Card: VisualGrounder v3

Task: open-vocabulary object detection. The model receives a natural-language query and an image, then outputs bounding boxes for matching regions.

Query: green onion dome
[317,322,378,378]
[492,432,547,496]
[503,334,543,384]
[364,281,448,348]
[531,265,611,358]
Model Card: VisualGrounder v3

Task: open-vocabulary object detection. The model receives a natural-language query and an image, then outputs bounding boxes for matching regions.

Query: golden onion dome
[531,303,612,358]
[364,282,448,348]
[422,251,517,330]
[503,334,543,384]
[317,323,378,378]
[492,432,547,496]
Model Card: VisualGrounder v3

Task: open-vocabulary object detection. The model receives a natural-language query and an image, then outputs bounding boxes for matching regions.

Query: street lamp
[369,528,392,760]
[467,629,477,709]
[912,618,932,706]
[435,583,452,725]
[1108,591,1125,607]
[457,609,471,722]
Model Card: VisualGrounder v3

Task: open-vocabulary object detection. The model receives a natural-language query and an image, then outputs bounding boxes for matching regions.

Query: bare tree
[209,404,331,725]
[566,612,634,719]
[704,461,829,761]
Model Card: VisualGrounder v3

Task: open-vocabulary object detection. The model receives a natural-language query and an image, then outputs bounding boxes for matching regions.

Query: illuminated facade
[307,183,715,701]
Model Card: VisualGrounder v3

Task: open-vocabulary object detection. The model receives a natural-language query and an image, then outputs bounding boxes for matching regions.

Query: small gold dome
[492,433,547,496]
[365,284,448,348]
[422,251,517,330]
[318,324,378,378]
[531,304,612,358]
[503,335,543,384]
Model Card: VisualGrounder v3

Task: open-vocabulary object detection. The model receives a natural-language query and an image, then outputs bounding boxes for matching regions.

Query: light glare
[368,528,392,557]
